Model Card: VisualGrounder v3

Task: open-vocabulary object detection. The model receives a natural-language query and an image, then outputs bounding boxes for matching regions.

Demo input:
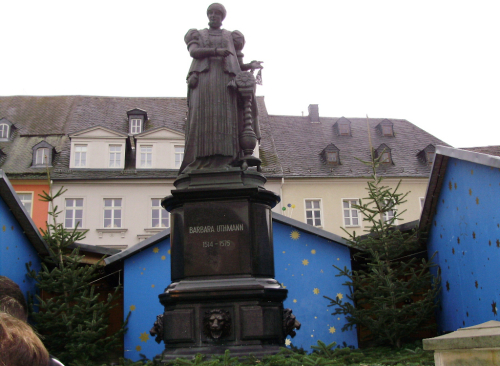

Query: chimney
[308,104,319,123]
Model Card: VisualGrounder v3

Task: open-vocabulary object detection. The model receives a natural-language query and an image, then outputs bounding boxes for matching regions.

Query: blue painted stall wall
[428,158,500,332]
[273,222,358,351]
[122,222,356,361]
[0,197,41,301]
[123,239,171,361]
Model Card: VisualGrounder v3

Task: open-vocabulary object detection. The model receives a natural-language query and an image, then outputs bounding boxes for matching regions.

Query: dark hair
[0,311,50,366]
[0,276,28,321]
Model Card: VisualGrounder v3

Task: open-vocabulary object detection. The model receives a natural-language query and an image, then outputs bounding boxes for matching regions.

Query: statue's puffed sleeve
[185,28,201,49]
[185,29,208,76]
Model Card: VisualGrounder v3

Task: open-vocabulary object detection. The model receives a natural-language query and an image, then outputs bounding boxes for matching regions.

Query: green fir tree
[325,148,440,348]
[27,174,127,365]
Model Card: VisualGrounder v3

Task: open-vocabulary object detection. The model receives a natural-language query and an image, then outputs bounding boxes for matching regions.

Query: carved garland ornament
[235,71,256,89]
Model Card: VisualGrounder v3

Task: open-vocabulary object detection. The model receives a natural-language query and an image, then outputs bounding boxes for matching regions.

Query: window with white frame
[305,199,322,227]
[17,192,33,217]
[382,199,396,223]
[0,123,9,139]
[74,145,87,167]
[151,199,169,228]
[426,151,435,165]
[104,198,122,228]
[109,145,122,168]
[343,199,360,227]
[174,146,184,168]
[381,124,393,136]
[35,148,49,166]
[140,145,152,168]
[338,123,350,136]
[326,151,338,164]
[131,119,142,134]
[381,151,391,163]
[65,198,83,228]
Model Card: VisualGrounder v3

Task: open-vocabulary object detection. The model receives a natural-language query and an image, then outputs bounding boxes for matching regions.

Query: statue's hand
[216,48,233,57]
[250,60,264,70]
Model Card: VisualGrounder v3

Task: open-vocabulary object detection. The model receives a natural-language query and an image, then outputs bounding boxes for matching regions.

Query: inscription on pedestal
[184,201,251,277]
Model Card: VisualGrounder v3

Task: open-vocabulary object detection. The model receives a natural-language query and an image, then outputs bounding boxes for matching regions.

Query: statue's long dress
[180,29,241,174]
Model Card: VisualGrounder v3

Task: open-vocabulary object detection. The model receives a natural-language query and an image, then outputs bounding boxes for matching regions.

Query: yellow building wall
[269,177,427,238]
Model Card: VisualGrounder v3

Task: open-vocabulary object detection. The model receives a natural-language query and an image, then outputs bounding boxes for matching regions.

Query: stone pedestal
[156,169,287,361]
[423,321,500,366]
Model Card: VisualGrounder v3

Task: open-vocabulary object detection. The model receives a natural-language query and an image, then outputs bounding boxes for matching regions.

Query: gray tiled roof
[1,95,448,180]
[255,97,282,177]
[0,96,188,180]
[263,112,450,178]
[0,135,68,176]
[462,145,500,158]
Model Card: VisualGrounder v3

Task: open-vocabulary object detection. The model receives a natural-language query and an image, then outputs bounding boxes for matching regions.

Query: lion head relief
[203,309,231,339]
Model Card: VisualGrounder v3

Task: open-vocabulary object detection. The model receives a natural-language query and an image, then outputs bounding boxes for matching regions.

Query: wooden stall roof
[420,145,500,232]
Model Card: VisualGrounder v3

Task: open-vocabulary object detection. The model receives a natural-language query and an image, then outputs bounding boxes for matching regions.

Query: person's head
[0,311,50,366]
[0,276,28,321]
[207,3,226,29]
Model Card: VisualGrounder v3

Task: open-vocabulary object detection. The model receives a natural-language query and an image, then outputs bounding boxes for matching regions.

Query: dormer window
[377,119,394,137]
[339,124,350,135]
[0,118,14,141]
[327,151,338,163]
[131,119,142,134]
[334,117,351,136]
[0,123,9,138]
[382,124,393,136]
[417,144,436,165]
[375,144,392,164]
[31,141,54,167]
[320,143,340,165]
[36,148,49,165]
[426,151,435,164]
[127,108,148,135]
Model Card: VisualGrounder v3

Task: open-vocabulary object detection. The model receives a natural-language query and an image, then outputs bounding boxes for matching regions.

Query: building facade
[261,104,449,237]
[0,96,448,249]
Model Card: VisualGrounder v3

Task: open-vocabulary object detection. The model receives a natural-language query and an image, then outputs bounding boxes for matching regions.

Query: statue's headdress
[207,3,226,20]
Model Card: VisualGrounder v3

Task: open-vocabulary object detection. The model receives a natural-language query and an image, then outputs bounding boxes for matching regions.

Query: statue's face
[207,9,223,28]
[209,314,225,338]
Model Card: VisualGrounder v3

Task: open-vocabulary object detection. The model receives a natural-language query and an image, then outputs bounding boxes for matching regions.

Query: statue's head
[207,3,226,28]
[203,309,231,339]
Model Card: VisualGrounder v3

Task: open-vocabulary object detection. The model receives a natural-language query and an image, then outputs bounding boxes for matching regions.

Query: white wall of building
[53,179,175,249]
[53,176,427,249]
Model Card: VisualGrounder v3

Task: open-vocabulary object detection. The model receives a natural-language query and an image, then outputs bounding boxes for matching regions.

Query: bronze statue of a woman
[179,3,263,175]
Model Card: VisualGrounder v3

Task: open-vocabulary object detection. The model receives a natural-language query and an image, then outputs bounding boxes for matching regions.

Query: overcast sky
[2,0,499,148]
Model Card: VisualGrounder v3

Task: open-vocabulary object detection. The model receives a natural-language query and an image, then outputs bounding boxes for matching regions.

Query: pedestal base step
[155,344,283,363]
